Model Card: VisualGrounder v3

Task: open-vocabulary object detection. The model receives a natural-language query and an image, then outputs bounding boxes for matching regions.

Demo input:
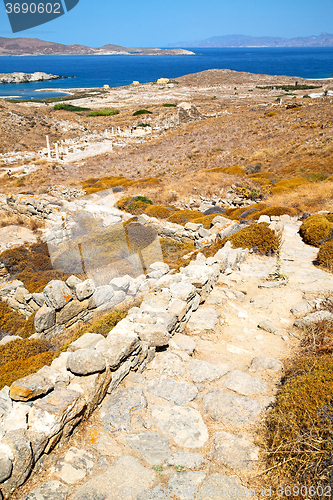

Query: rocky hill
[0,37,194,56]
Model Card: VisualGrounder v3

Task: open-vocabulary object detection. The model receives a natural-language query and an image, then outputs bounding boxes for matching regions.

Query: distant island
[0,72,63,84]
[172,32,333,48]
[0,37,194,56]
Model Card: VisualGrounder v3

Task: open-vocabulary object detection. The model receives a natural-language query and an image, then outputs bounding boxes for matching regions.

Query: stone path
[13,220,333,500]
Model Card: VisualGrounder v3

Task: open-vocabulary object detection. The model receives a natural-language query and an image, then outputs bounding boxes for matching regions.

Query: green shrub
[132,109,152,116]
[299,214,333,247]
[226,223,279,255]
[54,103,91,111]
[317,239,333,271]
[162,103,176,107]
[88,108,119,116]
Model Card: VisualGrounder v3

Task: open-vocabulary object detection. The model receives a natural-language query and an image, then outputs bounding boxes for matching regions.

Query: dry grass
[265,182,333,213]
[261,302,333,498]
[0,214,25,227]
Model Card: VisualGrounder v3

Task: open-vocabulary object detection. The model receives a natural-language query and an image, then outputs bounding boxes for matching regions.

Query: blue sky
[1,0,333,47]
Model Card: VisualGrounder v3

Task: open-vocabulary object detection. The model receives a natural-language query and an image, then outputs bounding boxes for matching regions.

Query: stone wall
[0,242,248,499]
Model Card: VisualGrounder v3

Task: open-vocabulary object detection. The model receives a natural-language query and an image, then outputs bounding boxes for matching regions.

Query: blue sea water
[0,47,332,99]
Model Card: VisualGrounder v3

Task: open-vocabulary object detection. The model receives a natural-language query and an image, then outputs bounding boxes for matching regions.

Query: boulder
[66,275,83,290]
[43,280,72,309]
[9,373,54,402]
[186,307,220,335]
[258,319,280,335]
[0,335,22,346]
[54,447,95,485]
[2,403,30,432]
[140,290,172,313]
[34,304,56,333]
[109,275,132,293]
[198,227,211,238]
[290,300,315,317]
[185,222,203,232]
[31,292,45,307]
[294,310,333,327]
[68,332,104,352]
[169,281,196,302]
[56,299,89,325]
[0,387,12,418]
[14,287,31,304]
[95,334,140,370]
[75,279,95,301]
[88,285,115,309]
[150,352,185,377]
[0,280,24,297]
[66,349,106,375]
[180,265,213,288]
[134,323,171,347]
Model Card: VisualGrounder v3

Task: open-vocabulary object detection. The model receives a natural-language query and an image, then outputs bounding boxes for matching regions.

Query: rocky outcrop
[0,72,61,84]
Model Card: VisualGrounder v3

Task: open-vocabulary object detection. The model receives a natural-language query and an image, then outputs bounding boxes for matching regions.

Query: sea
[0,47,332,100]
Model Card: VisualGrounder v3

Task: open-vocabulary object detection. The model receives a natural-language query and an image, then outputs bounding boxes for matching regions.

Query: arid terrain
[0,69,332,215]
[1,69,333,500]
